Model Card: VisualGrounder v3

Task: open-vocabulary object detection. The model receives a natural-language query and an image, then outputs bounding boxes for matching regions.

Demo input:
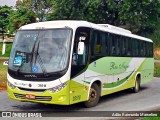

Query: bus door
[70,27,91,104]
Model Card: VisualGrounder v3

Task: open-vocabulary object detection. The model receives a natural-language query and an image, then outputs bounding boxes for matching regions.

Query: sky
[0,0,16,6]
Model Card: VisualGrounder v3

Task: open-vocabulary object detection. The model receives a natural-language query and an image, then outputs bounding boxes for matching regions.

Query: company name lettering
[110,62,129,71]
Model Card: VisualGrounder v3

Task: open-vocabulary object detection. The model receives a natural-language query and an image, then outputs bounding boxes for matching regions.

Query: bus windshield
[8,29,72,74]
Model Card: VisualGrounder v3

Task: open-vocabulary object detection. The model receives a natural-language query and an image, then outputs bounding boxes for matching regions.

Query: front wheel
[84,83,100,108]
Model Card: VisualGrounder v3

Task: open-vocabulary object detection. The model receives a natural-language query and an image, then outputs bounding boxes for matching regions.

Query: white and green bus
[7,20,154,107]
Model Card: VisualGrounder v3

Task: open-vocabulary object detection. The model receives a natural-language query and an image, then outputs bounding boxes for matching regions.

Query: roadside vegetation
[143,117,160,120]
[154,63,160,77]
[0,43,12,57]
[0,59,7,90]
[151,23,160,60]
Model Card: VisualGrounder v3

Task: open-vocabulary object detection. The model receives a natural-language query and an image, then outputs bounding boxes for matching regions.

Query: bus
[7,20,154,107]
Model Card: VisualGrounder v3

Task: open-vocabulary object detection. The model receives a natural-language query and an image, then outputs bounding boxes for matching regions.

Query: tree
[47,0,160,34]
[7,7,36,34]
[119,0,160,34]
[47,0,122,25]
[15,0,53,21]
[0,6,13,40]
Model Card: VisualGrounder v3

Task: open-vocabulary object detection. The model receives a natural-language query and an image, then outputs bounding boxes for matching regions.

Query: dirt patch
[0,81,7,91]
[154,48,160,60]
[0,59,4,63]
[0,58,8,91]
[0,58,8,63]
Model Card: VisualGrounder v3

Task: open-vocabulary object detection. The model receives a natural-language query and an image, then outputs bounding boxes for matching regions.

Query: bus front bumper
[7,85,70,105]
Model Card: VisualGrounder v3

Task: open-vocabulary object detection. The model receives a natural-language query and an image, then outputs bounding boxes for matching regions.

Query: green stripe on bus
[103,71,134,88]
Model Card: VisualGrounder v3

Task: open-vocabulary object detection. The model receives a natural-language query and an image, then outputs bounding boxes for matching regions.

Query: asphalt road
[0,78,160,118]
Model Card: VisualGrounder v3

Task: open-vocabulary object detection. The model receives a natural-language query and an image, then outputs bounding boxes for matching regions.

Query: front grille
[14,93,25,99]
[18,87,46,92]
[14,93,52,101]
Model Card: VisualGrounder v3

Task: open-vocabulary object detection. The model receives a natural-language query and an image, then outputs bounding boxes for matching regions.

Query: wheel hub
[89,88,97,102]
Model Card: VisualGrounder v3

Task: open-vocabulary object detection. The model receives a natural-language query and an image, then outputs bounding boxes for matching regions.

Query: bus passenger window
[117,36,120,55]
[101,32,108,55]
[105,33,109,55]
[95,44,101,53]
[91,30,101,55]
[111,36,116,55]
[95,32,101,54]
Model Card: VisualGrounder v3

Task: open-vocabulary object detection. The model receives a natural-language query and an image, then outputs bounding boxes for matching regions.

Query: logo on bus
[110,62,129,71]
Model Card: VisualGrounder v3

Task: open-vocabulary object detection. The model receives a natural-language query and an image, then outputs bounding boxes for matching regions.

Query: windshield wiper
[38,54,49,77]
[15,62,23,75]
[31,32,48,77]
[34,41,48,77]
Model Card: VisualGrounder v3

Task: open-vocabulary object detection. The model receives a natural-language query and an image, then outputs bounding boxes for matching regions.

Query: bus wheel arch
[84,80,101,107]
[133,73,141,93]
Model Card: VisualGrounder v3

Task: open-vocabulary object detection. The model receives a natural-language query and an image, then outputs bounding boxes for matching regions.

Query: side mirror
[77,42,84,55]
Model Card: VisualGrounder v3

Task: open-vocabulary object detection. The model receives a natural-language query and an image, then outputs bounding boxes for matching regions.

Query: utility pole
[2,26,6,55]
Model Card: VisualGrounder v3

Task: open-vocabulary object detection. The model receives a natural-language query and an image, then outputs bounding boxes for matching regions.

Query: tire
[132,77,140,93]
[84,83,100,108]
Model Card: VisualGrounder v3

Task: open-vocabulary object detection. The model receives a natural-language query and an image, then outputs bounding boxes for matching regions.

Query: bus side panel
[140,58,154,84]
[86,57,133,96]
[85,57,150,96]
[69,74,89,105]
[102,58,154,95]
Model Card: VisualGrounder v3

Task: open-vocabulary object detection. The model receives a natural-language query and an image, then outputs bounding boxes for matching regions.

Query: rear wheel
[84,83,100,108]
[132,76,140,93]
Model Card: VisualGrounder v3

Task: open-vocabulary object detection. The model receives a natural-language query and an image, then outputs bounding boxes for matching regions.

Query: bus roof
[20,20,152,43]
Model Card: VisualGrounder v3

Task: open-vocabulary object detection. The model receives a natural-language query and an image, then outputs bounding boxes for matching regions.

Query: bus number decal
[38,84,46,87]
[73,95,81,101]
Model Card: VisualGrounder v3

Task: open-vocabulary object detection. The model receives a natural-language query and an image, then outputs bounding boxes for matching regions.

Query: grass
[142,110,160,120]
[143,117,160,120]
[0,59,8,90]
[0,43,12,57]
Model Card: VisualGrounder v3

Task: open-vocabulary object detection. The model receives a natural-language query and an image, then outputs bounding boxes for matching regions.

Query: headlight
[8,81,16,89]
[48,82,67,93]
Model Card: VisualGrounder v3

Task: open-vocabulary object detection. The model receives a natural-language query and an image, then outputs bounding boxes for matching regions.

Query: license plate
[25,94,36,100]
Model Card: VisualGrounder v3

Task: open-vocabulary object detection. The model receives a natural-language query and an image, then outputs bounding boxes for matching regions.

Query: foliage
[47,0,120,24]
[0,0,160,36]
[47,0,160,34]
[7,7,36,34]
[0,0,53,34]
[150,22,160,47]
[154,63,160,77]
[15,0,53,21]
[0,6,13,38]
[119,0,160,34]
